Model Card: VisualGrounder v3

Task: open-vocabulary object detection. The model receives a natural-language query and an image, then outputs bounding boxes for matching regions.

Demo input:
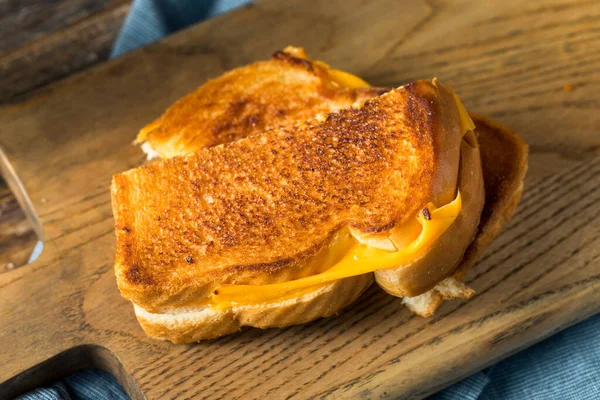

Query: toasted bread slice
[112,80,468,318]
[403,113,528,316]
[136,46,386,159]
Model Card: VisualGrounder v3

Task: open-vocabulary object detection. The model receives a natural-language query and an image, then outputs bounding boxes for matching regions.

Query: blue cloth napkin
[16,369,128,400]
[19,1,600,399]
[432,314,600,400]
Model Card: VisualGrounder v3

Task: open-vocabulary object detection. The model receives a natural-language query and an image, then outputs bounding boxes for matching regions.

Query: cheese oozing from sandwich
[211,192,462,309]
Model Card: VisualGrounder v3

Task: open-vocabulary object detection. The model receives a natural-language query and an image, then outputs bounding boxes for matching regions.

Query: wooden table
[1,0,599,399]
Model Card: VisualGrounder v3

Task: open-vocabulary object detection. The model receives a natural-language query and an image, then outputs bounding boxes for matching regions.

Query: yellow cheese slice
[211,192,462,309]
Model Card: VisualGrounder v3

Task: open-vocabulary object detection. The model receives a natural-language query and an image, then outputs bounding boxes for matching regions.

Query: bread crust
[134,273,373,343]
[453,113,528,280]
[399,113,528,315]
[112,80,463,313]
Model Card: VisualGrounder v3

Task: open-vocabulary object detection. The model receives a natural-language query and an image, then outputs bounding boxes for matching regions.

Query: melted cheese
[454,93,475,135]
[327,67,371,88]
[211,192,462,309]
[314,59,370,88]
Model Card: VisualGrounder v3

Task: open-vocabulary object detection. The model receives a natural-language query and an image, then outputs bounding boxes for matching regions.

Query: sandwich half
[112,79,497,342]
[136,46,386,159]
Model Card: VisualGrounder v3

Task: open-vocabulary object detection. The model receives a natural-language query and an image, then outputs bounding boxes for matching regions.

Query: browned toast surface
[112,80,462,312]
[456,113,529,278]
[137,47,386,158]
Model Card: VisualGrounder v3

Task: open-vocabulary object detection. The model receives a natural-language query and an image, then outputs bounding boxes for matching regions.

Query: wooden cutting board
[1,0,599,398]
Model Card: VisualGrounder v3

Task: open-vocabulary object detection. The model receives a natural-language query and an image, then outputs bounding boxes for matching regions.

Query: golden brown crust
[137,47,387,158]
[404,79,462,207]
[134,273,373,343]
[452,113,529,280]
[112,80,462,312]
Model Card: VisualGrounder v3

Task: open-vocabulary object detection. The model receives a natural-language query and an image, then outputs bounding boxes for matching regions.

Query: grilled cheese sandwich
[111,48,527,343]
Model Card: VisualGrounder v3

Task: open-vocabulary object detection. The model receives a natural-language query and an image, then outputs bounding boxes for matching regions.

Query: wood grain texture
[0,0,131,104]
[0,0,131,270]
[0,0,599,398]
[0,0,126,54]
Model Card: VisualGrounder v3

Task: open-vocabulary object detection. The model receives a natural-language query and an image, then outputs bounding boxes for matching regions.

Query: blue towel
[16,369,128,400]
[432,314,600,400]
[19,1,600,398]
